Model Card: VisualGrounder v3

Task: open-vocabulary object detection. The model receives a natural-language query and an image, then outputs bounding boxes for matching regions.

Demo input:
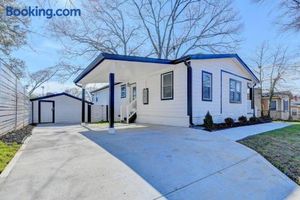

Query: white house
[74,53,259,128]
[30,93,93,124]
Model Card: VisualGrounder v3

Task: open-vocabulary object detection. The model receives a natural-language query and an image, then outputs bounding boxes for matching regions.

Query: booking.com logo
[6,6,81,19]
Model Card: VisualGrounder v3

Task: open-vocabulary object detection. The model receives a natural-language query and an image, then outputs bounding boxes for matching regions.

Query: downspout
[252,83,256,117]
[184,60,194,126]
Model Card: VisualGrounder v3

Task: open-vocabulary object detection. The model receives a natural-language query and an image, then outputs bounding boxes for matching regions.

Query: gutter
[183,60,194,126]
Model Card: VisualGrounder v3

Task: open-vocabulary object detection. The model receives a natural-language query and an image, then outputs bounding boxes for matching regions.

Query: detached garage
[30,93,93,124]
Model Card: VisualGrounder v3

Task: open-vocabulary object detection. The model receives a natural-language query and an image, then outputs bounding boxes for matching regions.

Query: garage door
[39,100,55,123]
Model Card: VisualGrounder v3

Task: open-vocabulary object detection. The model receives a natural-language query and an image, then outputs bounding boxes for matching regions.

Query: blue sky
[13,0,300,94]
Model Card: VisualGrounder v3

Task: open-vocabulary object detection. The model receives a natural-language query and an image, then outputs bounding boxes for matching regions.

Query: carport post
[108,73,115,134]
[81,85,86,124]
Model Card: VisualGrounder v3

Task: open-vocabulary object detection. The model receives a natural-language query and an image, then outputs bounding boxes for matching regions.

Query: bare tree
[25,61,79,96]
[254,0,300,32]
[132,0,241,59]
[251,43,299,117]
[251,42,270,116]
[46,0,241,62]
[0,0,29,78]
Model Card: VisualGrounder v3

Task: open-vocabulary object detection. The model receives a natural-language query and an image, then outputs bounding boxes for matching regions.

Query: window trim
[202,71,213,101]
[120,84,126,98]
[229,78,242,104]
[270,100,277,111]
[161,71,174,100]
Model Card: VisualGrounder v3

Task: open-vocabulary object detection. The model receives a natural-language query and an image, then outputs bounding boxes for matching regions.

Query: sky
[12,0,300,95]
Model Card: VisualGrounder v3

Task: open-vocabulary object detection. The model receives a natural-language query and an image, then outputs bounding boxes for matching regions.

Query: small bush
[249,116,259,123]
[224,117,234,127]
[203,111,214,130]
[238,116,247,124]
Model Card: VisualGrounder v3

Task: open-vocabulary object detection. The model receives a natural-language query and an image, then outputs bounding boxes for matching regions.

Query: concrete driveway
[0,124,298,200]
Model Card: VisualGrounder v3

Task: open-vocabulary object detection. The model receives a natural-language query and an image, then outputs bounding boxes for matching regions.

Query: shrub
[249,116,259,123]
[238,116,247,124]
[203,111,214,130]
[224,117,234,127]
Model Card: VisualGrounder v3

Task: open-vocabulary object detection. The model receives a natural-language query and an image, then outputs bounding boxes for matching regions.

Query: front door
[130,83,136,102]
[39,100,55,123]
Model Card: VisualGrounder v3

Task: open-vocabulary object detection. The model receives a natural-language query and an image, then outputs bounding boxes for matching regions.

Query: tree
[252,43,296,117]
[0,0,29,78]
[254,0,300,32]
[25,62,79,96]
[47,0,241,61]
[251,42,269,116]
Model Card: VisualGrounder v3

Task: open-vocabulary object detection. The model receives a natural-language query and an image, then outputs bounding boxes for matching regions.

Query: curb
[0,135,32,179]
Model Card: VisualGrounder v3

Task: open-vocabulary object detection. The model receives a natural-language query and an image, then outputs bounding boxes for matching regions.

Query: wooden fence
[0,64,30,136]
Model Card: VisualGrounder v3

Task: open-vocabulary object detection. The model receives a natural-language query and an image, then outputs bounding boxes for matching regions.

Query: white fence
[0,64,30,136]
[91,105,108,122]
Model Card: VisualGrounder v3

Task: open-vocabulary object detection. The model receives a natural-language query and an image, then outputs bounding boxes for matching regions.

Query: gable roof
[30,92,93,104]
[74,53,259,84]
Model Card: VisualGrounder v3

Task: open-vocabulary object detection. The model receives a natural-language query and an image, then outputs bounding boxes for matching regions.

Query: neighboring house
[261,91,292,120]
[30,93,93,124]
[74,53,259,127]
[291,96,300,120]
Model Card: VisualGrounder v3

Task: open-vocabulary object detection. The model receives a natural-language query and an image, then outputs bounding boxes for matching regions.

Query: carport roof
[30,92,93,104]
[74,53,259,84]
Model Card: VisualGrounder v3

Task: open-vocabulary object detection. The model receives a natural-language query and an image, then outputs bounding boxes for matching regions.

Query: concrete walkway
[213,122,290,141]
[0,123,298,200]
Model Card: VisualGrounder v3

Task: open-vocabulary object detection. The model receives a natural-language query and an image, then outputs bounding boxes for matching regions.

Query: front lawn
[0,141,21,173]
[238,124,300,185]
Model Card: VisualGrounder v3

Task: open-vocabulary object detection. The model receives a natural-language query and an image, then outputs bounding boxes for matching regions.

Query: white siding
[92,84,130,121]
[191,58,253,124]
[32,95,90,124]
[136,63,189,126]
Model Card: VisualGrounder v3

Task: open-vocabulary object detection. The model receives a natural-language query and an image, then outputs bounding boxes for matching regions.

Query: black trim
[109,73,115,128]
[88,104,91,123]
[31,101,34,124]
[106,105,109,121]
[38,100,55,124]
[143,88,149,105]
[161,71,174,100]
[186,61,193,126]
[202,71,213,101]
[30,92,93,104]
[121,84,126,98]
[82,88,86,123]
[74,53,259,84]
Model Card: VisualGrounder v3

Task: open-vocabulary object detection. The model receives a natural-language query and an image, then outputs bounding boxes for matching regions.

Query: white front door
[40,101,54,123]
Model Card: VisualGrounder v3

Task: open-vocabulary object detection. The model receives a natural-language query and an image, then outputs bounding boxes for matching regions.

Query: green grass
[238,124,300,185]
[0,141,21,173]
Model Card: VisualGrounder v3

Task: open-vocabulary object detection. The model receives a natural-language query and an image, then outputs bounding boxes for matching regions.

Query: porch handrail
[126,99,137,123]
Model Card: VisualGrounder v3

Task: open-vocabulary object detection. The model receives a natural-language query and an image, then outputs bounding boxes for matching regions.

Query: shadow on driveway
[80,125,298,200]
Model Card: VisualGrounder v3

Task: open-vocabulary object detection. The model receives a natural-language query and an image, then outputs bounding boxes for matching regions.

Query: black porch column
[81,87,86,123]
[109,73,115,132]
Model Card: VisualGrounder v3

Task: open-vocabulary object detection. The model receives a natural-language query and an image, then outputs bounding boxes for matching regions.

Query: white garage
[30,93,93,124]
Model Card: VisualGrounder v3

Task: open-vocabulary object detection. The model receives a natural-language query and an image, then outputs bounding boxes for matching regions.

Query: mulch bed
[202,118,272,132]
[0,125,35,144]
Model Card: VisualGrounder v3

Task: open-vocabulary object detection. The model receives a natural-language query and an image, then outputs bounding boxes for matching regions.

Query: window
[121,84,126,98]
[161,71,173,100]
[229,79,241,103]
[143,88,149,104]
[270,101,277,110]
[292,109,297,116]
[95,97,98,102]
[283,100,289,112]
[202,71,212,101]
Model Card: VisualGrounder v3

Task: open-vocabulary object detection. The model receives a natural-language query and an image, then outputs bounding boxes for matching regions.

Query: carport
[74,53,176,133]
